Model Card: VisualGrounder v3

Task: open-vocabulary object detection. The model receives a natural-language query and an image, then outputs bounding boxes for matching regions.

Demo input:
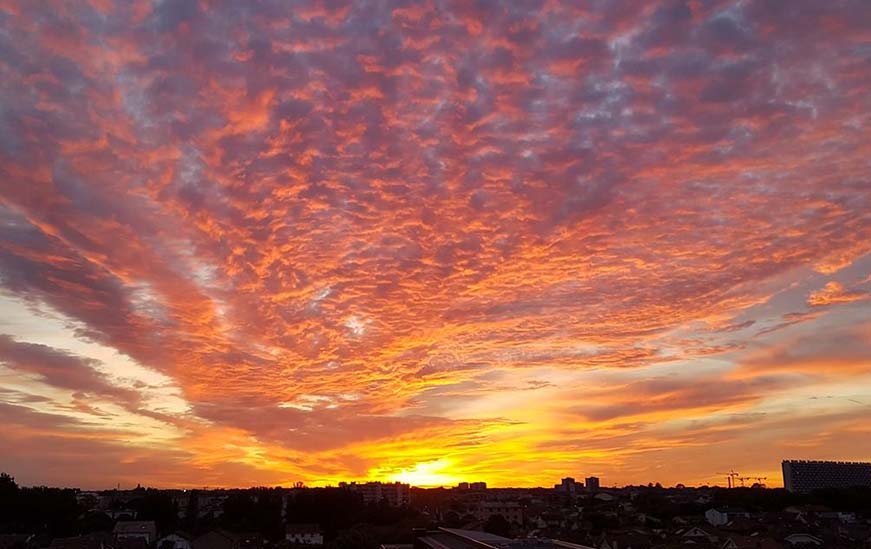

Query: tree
[0,473,20,533]
[442,510,461,528]
[134,489,179,535]
[0,473,17,492]
[328,525,378,549]
[483,514,511,538]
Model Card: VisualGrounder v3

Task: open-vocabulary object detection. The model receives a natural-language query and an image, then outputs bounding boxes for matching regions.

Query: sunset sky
[1,0,870,490]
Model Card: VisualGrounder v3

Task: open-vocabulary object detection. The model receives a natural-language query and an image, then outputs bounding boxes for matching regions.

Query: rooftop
[113,522,156,534]
[415,528,595,549]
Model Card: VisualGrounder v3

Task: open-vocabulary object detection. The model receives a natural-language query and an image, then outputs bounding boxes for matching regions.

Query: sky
[0,0,870,490]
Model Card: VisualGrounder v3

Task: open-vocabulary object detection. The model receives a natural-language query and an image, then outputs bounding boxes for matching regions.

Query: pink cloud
[1,0,870,487]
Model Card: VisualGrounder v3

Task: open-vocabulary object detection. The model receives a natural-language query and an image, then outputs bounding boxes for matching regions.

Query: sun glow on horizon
[386,459,462,488]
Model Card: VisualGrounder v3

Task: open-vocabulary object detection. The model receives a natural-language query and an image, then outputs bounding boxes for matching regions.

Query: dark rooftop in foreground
[414,528,595,549]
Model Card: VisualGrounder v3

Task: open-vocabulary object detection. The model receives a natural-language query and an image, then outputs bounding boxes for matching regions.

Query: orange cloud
[1,0,871,489]
[807,281,869,306]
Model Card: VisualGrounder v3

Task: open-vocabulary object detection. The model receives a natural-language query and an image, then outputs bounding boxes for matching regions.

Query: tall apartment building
[585,476,600,491]
[555,477,582,494]
[782,460,871,493]
[455,481,486,490]
[342,481,410,506]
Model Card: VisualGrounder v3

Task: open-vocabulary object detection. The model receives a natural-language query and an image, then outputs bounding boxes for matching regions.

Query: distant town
[1,460,871,548]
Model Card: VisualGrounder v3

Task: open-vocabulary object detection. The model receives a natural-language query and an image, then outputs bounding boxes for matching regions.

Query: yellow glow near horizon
[387,459,462,487]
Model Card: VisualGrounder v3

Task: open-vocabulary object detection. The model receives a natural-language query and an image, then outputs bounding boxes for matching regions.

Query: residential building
[476,501,523,525]
[585,476,600,491]
[113,522,157,545]
[705,507,752,526]
[285,524,323,546]
[680,526,716,543]
[344,481,410,506]
[782,460,871,492]
[555,477,582,494]
[192,531,238,549]
[157,534,192,549]
[413,527,595,549]
[469,482,487,490]
[50,533,114,549]
[783,533,823,546]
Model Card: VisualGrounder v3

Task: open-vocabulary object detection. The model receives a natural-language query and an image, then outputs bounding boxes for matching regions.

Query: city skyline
[1,1,871,490]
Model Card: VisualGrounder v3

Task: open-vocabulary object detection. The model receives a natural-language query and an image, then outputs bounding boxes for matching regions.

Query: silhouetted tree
[442,510,461,528]
[132,489,178,535]
[80,511,114,533]
[483,514,511,538]
[219,489,283,540]
[285,488,364,537]
[7,485,80,536]
[182,490,200,532]
[328,525,378,549]
[0,473,20,533]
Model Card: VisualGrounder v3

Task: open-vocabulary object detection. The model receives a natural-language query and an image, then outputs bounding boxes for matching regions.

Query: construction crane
[737,476,769,488]
[716,470,740,489]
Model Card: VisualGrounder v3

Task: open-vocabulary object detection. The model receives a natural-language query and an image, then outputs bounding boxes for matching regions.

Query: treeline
[712,485,871,513]
[0,474,427,549]
[0,473,79,537]
[214,487,425,547]
[0,473,179,537]
[623,484,871,522]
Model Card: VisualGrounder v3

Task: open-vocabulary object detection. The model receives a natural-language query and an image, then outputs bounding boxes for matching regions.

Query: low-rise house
[476,501,523,524]
[115,539,147,549]
[157,533,192,549]
[284,524,322,546]
[722,534,783,549]
[193,531,238,549]
[596,531,652,549]
[707,508,752,527]
[49,532,148,549]
[108,510,137,520]
[0,534,32,549]
[50,533,114,549]
[114,522,157,545]
[783,533,822,546]
[680,526,717,543]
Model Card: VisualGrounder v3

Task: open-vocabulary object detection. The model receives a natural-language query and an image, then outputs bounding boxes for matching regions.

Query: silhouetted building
[285,524,322,546]
[555,477,582,494]
[113,522,157,545]
[469,481,486,490]
[705,507,751,526]
[782,460,871,492]
[585,476,600,491]
[157,533,192,549]
[193,531,238,549]
[456,482,470,490]
[344,481,410,506]
[50,534,114,549]
[476,501,523,524]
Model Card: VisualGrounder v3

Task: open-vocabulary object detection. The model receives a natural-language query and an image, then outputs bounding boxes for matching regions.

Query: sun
[387,459,462,487]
